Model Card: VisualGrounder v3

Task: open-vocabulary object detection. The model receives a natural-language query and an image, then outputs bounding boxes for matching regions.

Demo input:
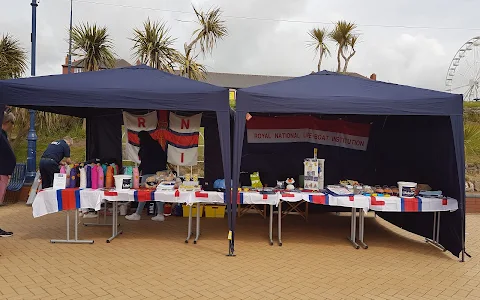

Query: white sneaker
[78,211,84,217]
[151,214,165,222]
[125,213,141,221]
[83,213,98,219]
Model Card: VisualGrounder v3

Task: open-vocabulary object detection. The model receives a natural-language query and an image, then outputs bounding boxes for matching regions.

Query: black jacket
[138,138,167,175]
[0,130,16,175]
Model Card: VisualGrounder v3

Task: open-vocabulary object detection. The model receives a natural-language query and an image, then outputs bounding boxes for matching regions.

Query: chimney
[65,55,68,65]
[370,73,377,80]
[136,59,141,65]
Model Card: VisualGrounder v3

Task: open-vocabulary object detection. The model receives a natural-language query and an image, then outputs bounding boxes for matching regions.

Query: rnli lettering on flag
[167,113,202,166]
[123,111,160,164]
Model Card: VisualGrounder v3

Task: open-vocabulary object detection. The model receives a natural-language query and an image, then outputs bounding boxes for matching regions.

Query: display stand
[83,201,118,228]
[280,201,309,221]
[347,208,360,249]
[50,209,94,244]
[425,212,446,251]
[358,209,368,249]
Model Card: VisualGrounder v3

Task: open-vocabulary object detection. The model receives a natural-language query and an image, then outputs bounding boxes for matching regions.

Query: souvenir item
[105,166,114,188]
[286,178,295,190]
[69,167,77,188]
[145,176,159,189]
[79,167,87,188]
[383,185,393,195]
[60,166,66,174]
[133,167,140,189]
[304,158,325,190]
[97,164,104,188]
[86,165,92,188]
[276,180,285,189]
[250,172,263,188]
[65,165,71,187]
[326,185,354,196]
[91,165,98,189]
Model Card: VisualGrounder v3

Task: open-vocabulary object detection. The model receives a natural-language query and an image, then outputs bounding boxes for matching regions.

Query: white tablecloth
[102,189,224,205]
[32,188,103,218]
[368,196,458,212]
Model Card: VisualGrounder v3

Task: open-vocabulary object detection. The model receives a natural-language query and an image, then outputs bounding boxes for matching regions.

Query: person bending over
[40,137,73,189]
[0,111,16,237]
[126,131,167,221]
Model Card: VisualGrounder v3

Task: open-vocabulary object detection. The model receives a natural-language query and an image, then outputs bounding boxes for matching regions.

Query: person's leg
[136,202,146,214]
[151,202,165,221]
[0,175,8,205]
[0,175,13,236]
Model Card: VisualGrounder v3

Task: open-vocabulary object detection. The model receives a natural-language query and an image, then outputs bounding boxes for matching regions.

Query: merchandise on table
[250,172,263,188]
[303,158,325,190]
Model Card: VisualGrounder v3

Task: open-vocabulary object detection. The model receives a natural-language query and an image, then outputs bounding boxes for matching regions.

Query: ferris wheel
[445,36,480,101]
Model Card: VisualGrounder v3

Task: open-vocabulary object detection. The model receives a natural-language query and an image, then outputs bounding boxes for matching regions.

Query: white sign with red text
[246,116,371,151]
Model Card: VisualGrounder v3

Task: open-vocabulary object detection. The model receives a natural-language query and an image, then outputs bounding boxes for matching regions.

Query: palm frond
[191,5,228,55]
[178,52,207,80]
[0,34,28,79]
[130,19,180,73]
[307,27,331,56]
[71,22,116,71]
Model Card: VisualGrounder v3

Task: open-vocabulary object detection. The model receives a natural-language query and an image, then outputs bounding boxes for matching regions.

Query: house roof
[62,57,371,88]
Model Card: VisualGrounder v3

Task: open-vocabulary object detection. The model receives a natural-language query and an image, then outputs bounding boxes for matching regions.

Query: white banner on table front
[167,144,198,166]
[169,112,202,134]
[246,116,370,151]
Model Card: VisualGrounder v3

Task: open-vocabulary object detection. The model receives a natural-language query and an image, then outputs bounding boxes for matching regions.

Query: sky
[1,0,479,91]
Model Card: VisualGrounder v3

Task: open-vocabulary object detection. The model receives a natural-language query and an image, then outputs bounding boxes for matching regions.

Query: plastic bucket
[114,175,132,191]
[397,181,417,198]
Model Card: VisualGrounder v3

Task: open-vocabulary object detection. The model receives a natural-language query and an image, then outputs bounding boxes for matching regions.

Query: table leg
[425,212,446,251]
[84,201,115,227]
[278,201,283,246]
[357,209,368,249]
[185,204,193,243]
[106,202,122,243]
[347,207,360,249]
[268,204,273,245]
[194,203,201,244]
[51,210,94,244]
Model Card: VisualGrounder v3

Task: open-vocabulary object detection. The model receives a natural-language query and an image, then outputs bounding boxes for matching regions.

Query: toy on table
[286,178,295,191]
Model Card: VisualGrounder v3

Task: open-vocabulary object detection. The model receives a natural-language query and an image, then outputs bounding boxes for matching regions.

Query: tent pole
[27,0,39,183]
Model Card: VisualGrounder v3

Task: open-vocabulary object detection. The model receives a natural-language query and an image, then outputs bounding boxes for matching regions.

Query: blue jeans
[136,174,164,215]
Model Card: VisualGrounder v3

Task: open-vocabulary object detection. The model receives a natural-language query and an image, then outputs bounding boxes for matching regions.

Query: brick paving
[0,203,479,299]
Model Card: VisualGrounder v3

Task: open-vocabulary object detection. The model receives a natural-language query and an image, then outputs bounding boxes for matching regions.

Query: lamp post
[68,0,73,74]
[27,0,38,183]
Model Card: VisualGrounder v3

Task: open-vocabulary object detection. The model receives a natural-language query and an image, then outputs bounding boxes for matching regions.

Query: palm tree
[329,21,358,72]
[71,22,116,72]
[0,34,28,80]
[341,35,358,72]
[178,53,207,80]
[131,19,180,72]
[307,27,330,72]
[182,5,227,79]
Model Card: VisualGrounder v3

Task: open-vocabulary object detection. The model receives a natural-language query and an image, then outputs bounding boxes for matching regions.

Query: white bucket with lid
[397,181,417,198]
[114,175,132,191]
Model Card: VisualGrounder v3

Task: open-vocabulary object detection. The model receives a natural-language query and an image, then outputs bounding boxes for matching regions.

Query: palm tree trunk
[336,48,342,72]
[317,48,323,72]
[342,50,356,72]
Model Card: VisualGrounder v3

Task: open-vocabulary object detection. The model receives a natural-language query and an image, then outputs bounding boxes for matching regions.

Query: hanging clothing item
[105,166,114,188]
[133,167,140,189]
[91,165,99,190]
[97,164,104,188]
[65,165,72,187]
[102,164,108,177]
[79,167,87,188]
[69,167,78,188]
[86,165,92,188]
[60,166,66,174]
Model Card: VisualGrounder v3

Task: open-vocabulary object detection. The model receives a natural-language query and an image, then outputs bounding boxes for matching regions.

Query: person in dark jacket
[125,131,168,221]
[0,111,16,237]
[39,137,73,189]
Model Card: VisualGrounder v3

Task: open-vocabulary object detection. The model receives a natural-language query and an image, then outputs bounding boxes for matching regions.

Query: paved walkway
[0,203,479,299]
